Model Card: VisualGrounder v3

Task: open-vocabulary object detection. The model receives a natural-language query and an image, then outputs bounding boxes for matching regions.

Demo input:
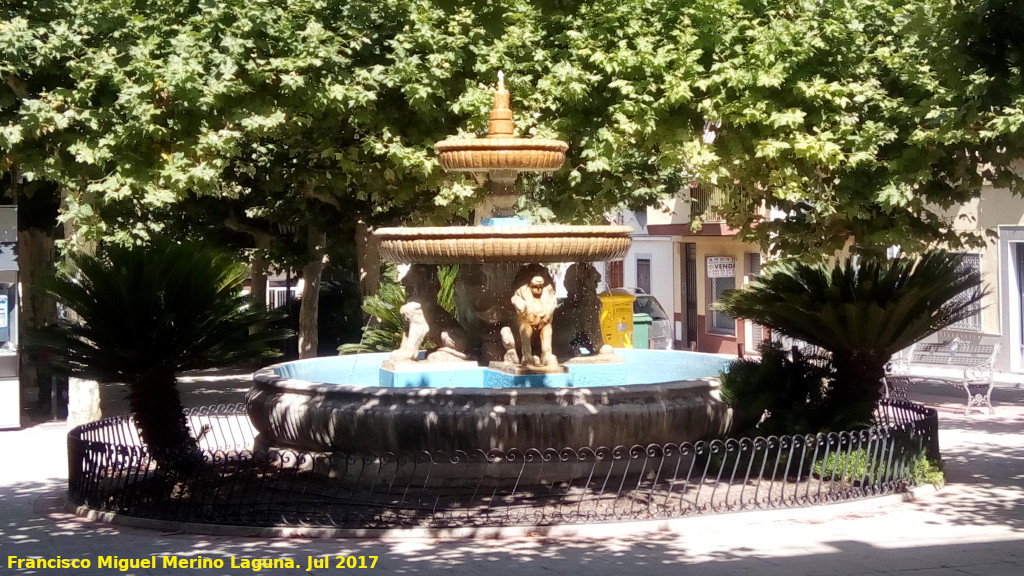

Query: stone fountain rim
[373,224,634,238]
[373,224,632,263]
[434,137,569,152]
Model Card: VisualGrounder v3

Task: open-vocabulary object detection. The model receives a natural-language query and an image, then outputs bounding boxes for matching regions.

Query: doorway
[685,243,697,348]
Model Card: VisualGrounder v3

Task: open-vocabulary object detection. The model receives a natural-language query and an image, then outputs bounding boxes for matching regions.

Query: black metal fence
[67,400,938,529]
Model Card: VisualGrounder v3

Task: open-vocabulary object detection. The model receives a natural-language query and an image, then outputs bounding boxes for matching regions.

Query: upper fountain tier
[433,71,569,184]
[375,73,632,265]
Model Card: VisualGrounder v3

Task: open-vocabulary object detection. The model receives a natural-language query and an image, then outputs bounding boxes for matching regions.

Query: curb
[61,482,943,540]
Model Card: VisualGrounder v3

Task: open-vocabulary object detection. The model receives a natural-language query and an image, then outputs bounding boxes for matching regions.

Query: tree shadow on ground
[1,384,1021,575]
[901,392,1024,531]
[3,479,1023,576]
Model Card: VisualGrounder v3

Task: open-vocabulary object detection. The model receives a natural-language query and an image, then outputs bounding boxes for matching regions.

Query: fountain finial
[488,71,515,138]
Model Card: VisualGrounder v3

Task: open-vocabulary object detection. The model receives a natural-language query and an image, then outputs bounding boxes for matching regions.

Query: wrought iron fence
[67,400,938,529]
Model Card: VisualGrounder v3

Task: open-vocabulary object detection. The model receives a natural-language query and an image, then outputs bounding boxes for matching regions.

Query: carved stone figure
[500,326,520,364]
[390,264,470,364]
[510,264,558,367]
[455,263,520,362]
[554,263,612,359]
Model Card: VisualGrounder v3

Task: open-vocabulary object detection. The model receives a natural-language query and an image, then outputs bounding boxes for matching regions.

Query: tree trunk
[17,228,58,406]
[61,192,103,423]
[298,225,327,359]
[356,220,379,301]
[829,353,887,428]
[128,373,199,472]
[67,377,101,427]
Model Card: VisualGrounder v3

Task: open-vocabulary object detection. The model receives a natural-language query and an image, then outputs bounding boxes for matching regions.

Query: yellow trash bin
[599,289,636,348]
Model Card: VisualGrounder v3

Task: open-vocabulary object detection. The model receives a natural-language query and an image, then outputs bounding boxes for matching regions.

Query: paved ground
[1,370,1022,575]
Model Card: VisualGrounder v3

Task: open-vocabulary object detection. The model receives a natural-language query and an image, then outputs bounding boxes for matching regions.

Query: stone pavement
[0,371,1022,575]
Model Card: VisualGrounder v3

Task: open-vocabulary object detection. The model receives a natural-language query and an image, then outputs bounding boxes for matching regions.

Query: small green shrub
[813,449,943,487]
[910,457,945,486]
[813,448,878,483]
[338,281,406,354]
[714,252,985,432]
[35,239,289,471]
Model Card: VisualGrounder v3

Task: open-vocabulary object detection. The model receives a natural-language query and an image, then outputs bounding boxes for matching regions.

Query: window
[709,276,736,335]
[745,253,763,346]
[606,260,624,288]
[745,252,762,277]
[636,257,651,294]
[707,256,736,336]
[948,254,982,332]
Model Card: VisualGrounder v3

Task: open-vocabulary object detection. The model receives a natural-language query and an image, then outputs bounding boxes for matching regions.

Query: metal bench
[883,338,1000,415]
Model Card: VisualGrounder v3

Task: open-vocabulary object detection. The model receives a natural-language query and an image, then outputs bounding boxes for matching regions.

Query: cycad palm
[37,240,289,469]
[337,281,407,354]
[714,251,983,426]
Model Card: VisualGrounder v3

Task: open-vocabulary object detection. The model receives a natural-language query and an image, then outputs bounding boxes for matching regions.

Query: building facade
[612,181,1024,372]
[945,184,1024,373]
[604,185,764,355]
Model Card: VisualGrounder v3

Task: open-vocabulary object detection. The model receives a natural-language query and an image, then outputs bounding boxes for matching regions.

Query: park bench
[883,338,1000,415]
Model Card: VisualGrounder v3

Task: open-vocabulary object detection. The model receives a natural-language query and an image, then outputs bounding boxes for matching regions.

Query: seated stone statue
[510,264,558,367]
[390,264,470,363]
[554,263,612,359]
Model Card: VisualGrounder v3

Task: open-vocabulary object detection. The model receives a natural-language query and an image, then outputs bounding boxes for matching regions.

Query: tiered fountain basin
[374,224,633,264]
[246,349,733,455]
[434,137,569,174]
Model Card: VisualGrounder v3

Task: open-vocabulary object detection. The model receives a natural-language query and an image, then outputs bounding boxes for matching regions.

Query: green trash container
[632,313,652,350]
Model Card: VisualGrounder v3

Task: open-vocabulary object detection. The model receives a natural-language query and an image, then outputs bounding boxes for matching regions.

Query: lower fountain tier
[246,350,734,454]
[373,224,633,264]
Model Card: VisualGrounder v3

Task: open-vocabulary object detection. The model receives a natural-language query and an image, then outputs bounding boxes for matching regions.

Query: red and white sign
[707,257,735,278]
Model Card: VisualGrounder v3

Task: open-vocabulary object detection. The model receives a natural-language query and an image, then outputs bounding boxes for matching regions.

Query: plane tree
[3,0,1023,364]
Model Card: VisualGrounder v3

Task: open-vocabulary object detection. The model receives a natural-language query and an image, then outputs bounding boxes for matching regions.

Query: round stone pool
[246,349,734,454]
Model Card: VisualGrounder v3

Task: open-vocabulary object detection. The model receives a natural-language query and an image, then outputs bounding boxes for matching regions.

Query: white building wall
[943,185,1024,372]
[622,235,677,323]
[612,209,679,331]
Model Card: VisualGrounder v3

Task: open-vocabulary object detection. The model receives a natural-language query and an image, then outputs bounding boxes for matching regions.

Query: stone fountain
[246,75,732,457]
[374,72,632,373]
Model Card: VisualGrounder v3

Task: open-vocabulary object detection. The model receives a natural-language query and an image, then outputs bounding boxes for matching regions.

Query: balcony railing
[687,182,770,224]
[689,182,730,222]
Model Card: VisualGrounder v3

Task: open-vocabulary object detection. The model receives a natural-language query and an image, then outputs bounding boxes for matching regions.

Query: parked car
[631,291,673,350]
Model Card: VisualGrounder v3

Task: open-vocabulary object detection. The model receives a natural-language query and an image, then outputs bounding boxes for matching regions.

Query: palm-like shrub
[714,251,984,427]
[35,241,289,470]
[720,340,835,436]
[337,281,407,354]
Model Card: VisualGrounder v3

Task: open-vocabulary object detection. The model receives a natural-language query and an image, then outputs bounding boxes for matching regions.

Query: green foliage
[813,448,878,484]
[911,457,945,487]
[687,0,1024,259]
[337,280,406,355]
[813,450,943,487]
[39,240,290,380]
[715,252,985,358]
[436,264,459,314]
[720,341,835,435]
[5,0,1022,261]
[715,251,985,427]
[32,239,289,468]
